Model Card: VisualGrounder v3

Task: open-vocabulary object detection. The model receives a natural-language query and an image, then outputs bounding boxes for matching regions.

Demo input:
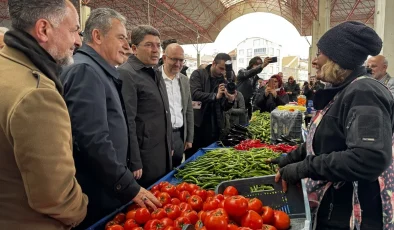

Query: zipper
[346,113,356,129]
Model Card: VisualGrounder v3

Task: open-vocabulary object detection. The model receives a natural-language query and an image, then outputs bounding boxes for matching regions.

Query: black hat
[317,21,382,70]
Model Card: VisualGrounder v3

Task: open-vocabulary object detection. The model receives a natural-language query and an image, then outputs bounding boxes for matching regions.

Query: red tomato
[131,228,144,230]
[195,220,204,228]
[124,219,139,230]
[227,224,238,230]
[241,210,263,229]
[248,198,263,213]
[113,213,126,224]
[135,208,151,225]
[144,219,165,230]
[160,217,174,227]
[203,211,228,230]
[219,200,225,209]
[127,203,141,211]
[214,194,225,202]
[161,184,177,198]
[163,203,172,209]
[152,190,161,197]
[206,190,215,198]
[261,206,275,225]
[151,208,167,220]
[171,198,181,205]
[163,227,177,230]
[179,191,191,202]
[181,210,199,224]
[107,225,124,230]
[193,189,208,201]
[186,183,199,194]
[157,192,172,206]
[126,210,137,220]
[203,199,220,211]
[164,204,181,220]
[179,202,193,212]
[174,216,191,229]
[176,182,189,192]
[188,195,203,212]
[223,186,238,196]
[159,181,170,189]
[238,227,253,230]
[200,210,212,223]
[105,221,118,229]
[273,211,290,230]
[224,196,248,218]
[151,184,160,193]
[263,224,278,230]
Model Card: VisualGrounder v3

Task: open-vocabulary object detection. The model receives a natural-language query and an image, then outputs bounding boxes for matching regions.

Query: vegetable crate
[86,143,220,230]
[216,175,311,230]
[270,109,303,143]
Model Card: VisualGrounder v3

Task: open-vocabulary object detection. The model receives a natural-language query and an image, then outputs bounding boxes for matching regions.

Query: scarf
[4,29,63,94]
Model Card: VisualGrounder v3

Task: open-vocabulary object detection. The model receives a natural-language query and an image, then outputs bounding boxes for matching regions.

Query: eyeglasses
[166,56,186,64]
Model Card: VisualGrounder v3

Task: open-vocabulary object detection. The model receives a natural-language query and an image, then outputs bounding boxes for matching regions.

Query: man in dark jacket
[284,76,300,102]
[118,25,172,188]
[237,56,271,119]
[187,53,236,157]
[60,10,160,229]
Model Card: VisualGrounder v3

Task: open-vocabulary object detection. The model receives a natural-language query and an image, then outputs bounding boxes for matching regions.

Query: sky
[181,12,312,59]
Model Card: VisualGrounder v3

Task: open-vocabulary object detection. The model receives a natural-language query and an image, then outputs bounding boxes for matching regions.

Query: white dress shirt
[162,67,184,128]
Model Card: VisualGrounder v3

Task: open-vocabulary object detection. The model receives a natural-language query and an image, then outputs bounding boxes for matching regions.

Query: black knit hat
[317,21,382,70]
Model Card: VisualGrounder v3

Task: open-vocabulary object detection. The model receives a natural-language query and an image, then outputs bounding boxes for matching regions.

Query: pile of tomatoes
[105,182,290,230]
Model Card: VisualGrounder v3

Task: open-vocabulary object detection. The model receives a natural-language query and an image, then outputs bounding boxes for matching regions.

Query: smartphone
[268,78,274,89]
[269,57,278,63]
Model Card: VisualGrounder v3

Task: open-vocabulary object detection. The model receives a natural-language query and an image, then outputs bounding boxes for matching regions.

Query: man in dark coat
[284,76,300,102]
[118,25,172,188]
[60,10,160,229]
[187,53,236,157]
[237,56,271,119]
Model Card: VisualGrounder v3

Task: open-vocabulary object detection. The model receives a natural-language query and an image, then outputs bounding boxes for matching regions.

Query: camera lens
[226,82,236,94]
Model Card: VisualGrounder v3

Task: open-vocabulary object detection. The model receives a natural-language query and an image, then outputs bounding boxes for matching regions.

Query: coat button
[166,110,168,114]
[116,184,122,190]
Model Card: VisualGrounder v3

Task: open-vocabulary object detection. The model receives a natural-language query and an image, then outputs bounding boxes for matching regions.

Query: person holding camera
[255,74,289,112]
[187,53,236,157]
[237,56,271,119]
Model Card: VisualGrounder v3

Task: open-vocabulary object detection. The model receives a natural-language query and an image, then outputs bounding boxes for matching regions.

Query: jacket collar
[313,66,367,110]
[76,44,119,79]
[0,45,39,71]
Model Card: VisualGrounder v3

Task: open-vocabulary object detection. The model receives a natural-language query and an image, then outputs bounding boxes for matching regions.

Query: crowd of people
[0,1,393,230]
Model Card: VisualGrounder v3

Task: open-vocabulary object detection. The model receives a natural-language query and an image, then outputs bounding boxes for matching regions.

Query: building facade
[236,37,282,79]
[281,56,309,83]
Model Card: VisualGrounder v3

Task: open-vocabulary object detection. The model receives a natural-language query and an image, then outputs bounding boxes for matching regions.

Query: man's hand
[262,57,271,68]
[224,88,236,102]
[133,169,143,180]
[132,187,162,210]
[216,84,225,99]
[184,142,192,150]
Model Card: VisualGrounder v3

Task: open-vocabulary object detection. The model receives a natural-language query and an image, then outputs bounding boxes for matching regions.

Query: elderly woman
[273,21,394,229]
[255,74,289,112]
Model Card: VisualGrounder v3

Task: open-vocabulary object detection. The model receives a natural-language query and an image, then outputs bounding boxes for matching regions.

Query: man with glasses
[118,25,172,188]
[159,43,193,167]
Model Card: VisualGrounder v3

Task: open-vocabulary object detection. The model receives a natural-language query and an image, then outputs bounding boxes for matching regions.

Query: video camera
[223,60,236,94]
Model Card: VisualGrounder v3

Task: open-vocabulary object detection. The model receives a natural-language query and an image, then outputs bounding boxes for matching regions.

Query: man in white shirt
[160,43,194,167]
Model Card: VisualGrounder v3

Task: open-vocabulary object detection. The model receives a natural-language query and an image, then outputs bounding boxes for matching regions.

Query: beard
[47,43,75,67]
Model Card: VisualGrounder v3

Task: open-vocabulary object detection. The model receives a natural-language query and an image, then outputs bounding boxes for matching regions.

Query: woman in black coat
[255,74,289,112]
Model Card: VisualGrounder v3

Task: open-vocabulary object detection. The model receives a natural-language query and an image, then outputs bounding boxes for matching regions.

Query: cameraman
[237,56,271,119]
[188,53,236,157]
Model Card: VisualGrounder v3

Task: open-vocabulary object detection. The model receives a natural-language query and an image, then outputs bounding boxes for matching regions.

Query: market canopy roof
[0,0,375,44]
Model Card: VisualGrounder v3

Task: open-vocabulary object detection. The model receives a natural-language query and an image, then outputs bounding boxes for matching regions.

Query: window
[238,49,244,55]
[239,58,244,64]
[253,39,260,46]
[247,49,252,57]
[254,48,266,55]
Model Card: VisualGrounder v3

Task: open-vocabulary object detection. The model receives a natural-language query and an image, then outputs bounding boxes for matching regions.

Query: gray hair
[8,0,68,31]
[84,8,126,44]
[130,25,160,46]
[0,27,9,35]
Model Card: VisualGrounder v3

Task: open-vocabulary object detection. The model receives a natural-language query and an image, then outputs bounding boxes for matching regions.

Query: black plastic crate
[215,175,311,230]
